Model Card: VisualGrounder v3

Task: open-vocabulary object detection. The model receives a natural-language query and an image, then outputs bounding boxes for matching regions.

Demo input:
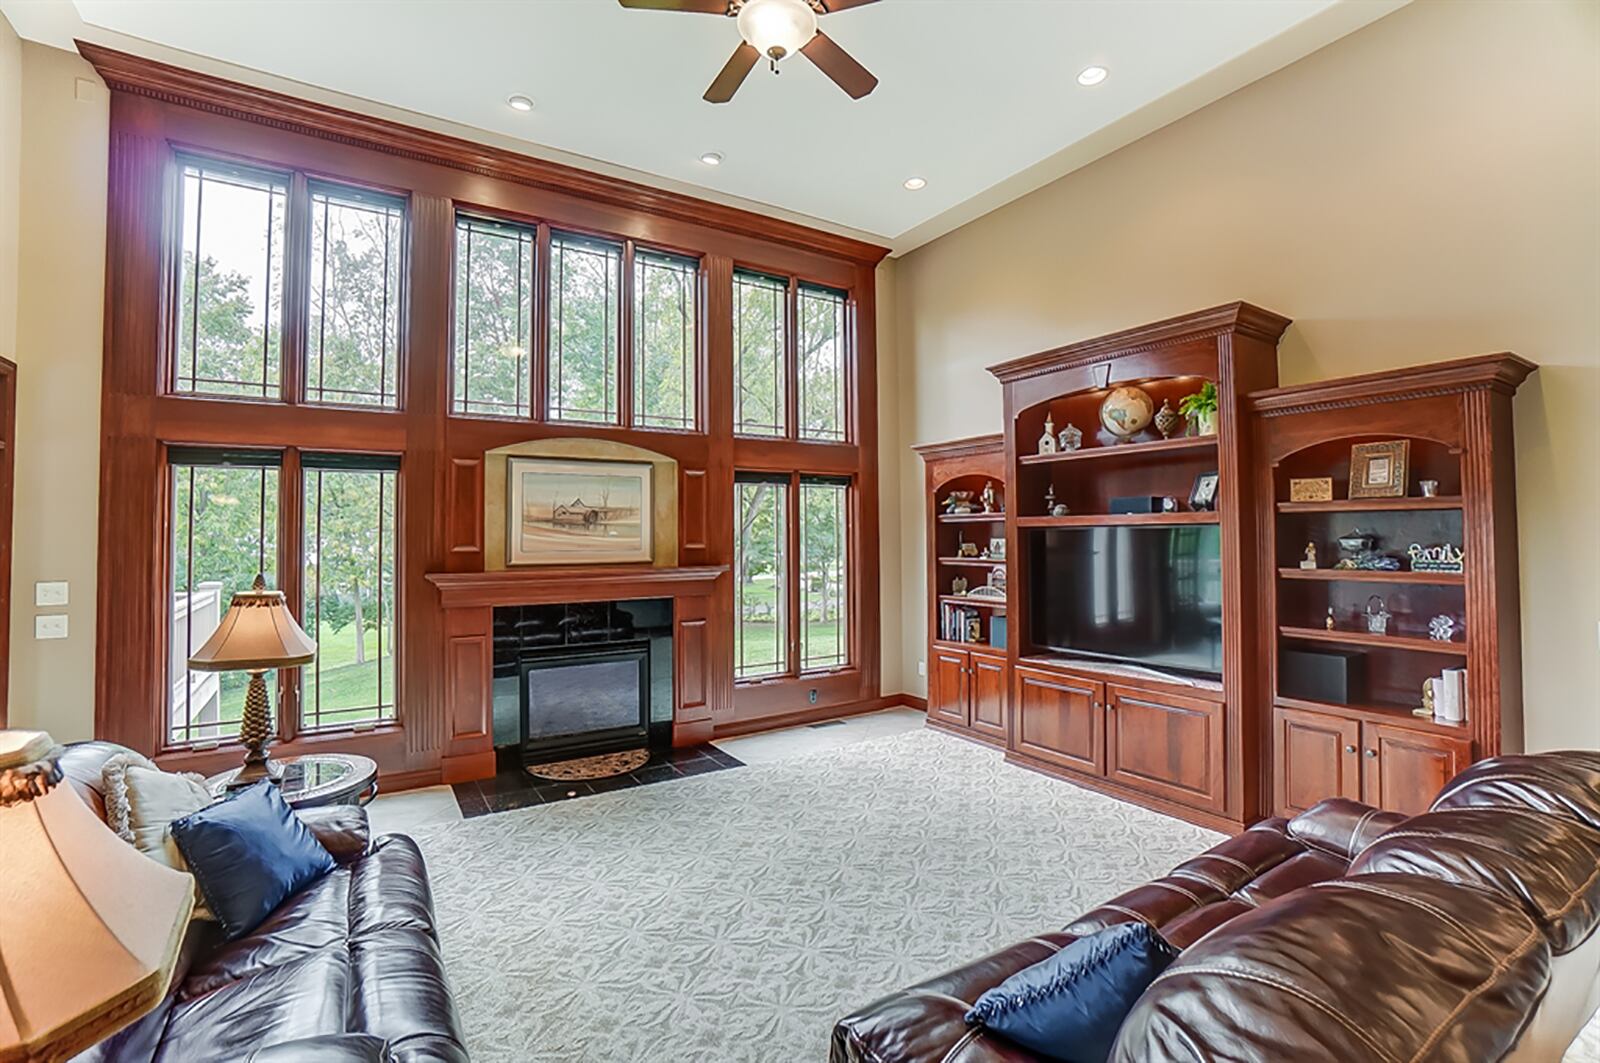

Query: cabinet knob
[1344,744,1357,754]
[1364,749,1378,758]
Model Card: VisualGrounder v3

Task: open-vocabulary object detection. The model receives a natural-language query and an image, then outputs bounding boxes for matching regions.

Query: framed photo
[987,536,1006,560]
[1189,471,1220,511]
[506,457,653,566]
[1289,477,1334,503]
[1349,440,1409,499]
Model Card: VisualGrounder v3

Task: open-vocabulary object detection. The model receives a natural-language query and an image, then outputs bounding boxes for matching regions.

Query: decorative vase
[1196,409,1218,436]
[1153,399,1181,440]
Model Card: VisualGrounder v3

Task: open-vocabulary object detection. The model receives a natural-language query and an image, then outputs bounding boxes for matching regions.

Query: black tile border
[452,743,745,819]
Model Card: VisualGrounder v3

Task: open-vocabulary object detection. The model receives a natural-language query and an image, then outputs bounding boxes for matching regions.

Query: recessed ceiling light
[903,177,927,191]
[1077,66,1109,87]
[700,152,724,166]
[506,94,535,112]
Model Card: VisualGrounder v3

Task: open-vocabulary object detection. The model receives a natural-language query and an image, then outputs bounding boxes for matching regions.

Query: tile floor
[364,705,927,835]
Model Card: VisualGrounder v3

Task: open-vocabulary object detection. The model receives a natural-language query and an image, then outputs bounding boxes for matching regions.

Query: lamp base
[224,757,283,791]
[226,669,280,792]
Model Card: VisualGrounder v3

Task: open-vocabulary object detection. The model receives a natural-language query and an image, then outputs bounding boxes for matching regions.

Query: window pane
[453,216,534,418]
[798,285,846,442]
[734,270,786,437]
[303,461,399,731]
[174,159,287,398]
[800,479,849,670]
[634,251,698,430]
[548,232,621,423]
[169,457,279,746]
[308,185,404,408]
[734,477,788,680]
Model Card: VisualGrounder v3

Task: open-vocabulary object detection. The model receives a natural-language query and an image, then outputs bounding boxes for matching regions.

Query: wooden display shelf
[1276,567,1464,586]
[1018,435,1216,466]
[939,594,1007,610]
[1279,625,1468,656]
[937,511,1007,524]
[1016,512,1220,528]
[932,638,1006,654]
[1275,694,1468,734]
[938,556,1006,567]
[1276,496,1463,514]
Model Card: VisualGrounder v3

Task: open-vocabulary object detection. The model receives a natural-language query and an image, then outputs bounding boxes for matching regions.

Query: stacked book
[939,601,983,644]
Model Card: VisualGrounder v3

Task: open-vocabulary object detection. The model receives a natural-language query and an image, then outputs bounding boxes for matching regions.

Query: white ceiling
[3,0,1403,253]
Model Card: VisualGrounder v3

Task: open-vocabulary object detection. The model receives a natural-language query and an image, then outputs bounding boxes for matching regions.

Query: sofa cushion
[172,781,337,940]
[102,751,214,872]
[1110,874,1551,1063]
[966,924,1178,1063]
[1349,806,1600,954]
[156,946,352,1063]
[1432,751,1600,831]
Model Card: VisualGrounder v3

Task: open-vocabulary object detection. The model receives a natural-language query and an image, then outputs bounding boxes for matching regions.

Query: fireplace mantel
[427,565,731,782]
[426,566,727,609]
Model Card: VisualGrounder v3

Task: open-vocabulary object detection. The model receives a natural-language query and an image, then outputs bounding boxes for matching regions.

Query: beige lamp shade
[0,756,195,1063]
[187,576,316,673]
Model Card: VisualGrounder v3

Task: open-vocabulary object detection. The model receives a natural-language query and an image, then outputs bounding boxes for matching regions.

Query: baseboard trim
[378,767,444,794]
[439,749,497,786]
[1004,748,1248,835]
[711,694,925,741]
[924,716,1005,750]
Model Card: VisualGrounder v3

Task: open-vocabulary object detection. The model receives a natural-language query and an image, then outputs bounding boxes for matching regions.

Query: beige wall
[8,43,106,738]
[886,0,1600,751]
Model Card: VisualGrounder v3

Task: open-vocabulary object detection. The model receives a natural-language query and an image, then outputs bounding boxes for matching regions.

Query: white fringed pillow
[101,752,215,873]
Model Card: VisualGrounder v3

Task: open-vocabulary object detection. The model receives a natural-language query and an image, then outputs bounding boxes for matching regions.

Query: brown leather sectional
[59,742,468,1063]
[833,750,1600,1062]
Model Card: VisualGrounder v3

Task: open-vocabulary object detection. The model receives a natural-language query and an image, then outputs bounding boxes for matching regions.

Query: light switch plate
[35,581,69,607]
[917,660,927,677]
[35,615,69,640]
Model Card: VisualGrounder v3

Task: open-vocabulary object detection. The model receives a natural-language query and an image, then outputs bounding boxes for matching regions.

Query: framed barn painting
[506,457,653,566]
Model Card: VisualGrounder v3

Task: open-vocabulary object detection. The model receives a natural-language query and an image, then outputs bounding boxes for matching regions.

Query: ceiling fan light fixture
[1076,66,1109,87]
[736,0,818,62]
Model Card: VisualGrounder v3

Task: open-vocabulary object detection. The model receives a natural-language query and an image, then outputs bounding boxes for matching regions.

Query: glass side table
[205,753,379,808]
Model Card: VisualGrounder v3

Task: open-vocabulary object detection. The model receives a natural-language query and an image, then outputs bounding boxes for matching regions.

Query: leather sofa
[833,750,1600,1062]
[57,742,468,1063]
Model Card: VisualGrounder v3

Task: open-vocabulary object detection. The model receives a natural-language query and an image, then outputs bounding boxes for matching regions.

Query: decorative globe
[1099,385,1155,441]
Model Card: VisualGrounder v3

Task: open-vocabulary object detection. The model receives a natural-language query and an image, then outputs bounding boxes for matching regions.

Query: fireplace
[519,644,650,761]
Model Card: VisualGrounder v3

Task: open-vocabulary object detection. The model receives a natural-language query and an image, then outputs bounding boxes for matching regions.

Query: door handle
[1344,744,1357,753]
[1364,749,1378,758]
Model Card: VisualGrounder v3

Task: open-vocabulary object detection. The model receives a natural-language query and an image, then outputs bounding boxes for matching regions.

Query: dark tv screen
[1031,525,1224,678]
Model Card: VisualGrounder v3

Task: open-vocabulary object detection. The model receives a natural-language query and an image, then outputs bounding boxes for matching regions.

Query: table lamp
[186,574,316,789]
[0,730,195,1063]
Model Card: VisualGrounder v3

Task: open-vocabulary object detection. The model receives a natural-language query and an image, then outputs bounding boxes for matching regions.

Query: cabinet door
[968,651,1008,741]
[1104,684,1226,813]
[1014,667,1103,775]
[1274,706,1362,816]
[928,649,970,728]
[1360,722,1472,816]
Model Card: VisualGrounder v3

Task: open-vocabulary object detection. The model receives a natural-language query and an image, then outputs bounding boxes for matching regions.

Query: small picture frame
[1189,472,1220,512]
[1289,477,1334,503]
[1349,440,1409,499]
[988,537,1006,561]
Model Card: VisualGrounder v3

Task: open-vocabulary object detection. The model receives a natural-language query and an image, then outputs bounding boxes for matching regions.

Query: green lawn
[212,620,393,729]
[733,575,846,677]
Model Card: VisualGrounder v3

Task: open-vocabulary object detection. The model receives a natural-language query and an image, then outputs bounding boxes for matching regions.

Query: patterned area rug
[526,748,650,781]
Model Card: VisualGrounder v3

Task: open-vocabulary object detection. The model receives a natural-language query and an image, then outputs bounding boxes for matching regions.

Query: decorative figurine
[986,566,1006,592]
[1100,385,1155,444]
[1038,414,1058,455]
[943,490,976,515]
[1153,399,1182,440]
[1160,496,1179,513]
[980,481,998,514]
[1419,480,1441,498]
[1300,542,1318,570]
[1419,678,1436,717]
[1045,484,1069,517]
[1334,527,1398,570]
[1325,607,1336,631]
[1409,542,1465,574]
[1428,614,1457,642]
[951,577,969,596]
[965,615,982,642]
[956,534,980,559]
[1365,595,1392,635]
[1058,423,1083,452]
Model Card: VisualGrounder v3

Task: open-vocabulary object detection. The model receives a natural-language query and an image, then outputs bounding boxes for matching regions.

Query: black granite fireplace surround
[492,599,675,763]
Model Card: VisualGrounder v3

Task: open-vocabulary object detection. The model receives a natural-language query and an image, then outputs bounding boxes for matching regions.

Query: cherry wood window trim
[732,268,853,445]
[88,45,883,782]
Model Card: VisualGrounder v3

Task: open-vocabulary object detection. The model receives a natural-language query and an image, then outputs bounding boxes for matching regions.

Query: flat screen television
[1031,525,1224,678]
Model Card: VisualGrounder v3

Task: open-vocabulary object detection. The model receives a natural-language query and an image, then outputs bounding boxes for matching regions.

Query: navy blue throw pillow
[965,923,1178,1063]
[170,781,337,940]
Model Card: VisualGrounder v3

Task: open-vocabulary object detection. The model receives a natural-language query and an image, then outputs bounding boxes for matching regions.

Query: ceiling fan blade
[800,30,878,99]
[818,0,880,11]
[704,43,761,103]
[617,0,729,13]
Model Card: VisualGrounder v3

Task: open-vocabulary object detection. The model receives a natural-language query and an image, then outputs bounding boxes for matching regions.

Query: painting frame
[1348,440,1410,499]
[506,456,654,566]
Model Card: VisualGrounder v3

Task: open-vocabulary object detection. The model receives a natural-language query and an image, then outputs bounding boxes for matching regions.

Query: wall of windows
[307,184,405,407]
[633,251,698,431]
[453,215,535,418]
[734,270,787,437]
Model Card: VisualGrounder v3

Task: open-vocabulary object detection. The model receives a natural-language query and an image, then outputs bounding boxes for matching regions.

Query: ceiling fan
[617,0,880,104]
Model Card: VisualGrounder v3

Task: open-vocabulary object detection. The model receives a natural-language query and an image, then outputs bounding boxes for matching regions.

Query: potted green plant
[1179,381,1220,436]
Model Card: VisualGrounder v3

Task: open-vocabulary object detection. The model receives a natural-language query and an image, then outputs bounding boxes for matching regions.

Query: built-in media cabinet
[914,435,1010,747]
[918,306,1533,830]
[989,303,1288,832]
[1248,354,1534,817]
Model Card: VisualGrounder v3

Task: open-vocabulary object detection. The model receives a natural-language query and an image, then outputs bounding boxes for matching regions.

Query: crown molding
[1247,353,1537,416]
[75,41,890,268]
